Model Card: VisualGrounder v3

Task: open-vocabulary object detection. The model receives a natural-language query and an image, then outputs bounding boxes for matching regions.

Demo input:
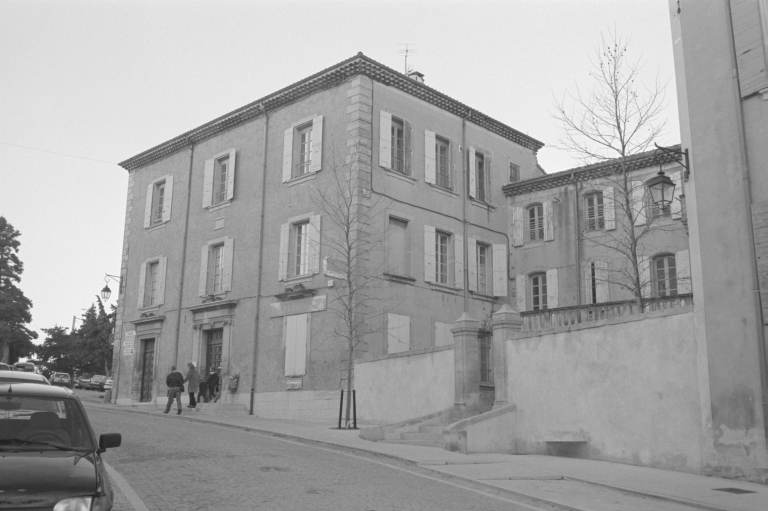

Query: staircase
[386,419,444,448]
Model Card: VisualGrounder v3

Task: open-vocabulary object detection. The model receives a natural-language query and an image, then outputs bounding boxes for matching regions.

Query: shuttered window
[213,157,229,205]
[203,149,236,208]
[436,136,450,188]
[391,117,405,174]
[477,244,488,294]
[282,117,323,182]
[296,124,313,177]
[198,237,234,296]
[294,221,310,276]
[138,256,167,309]
[528,204,544,241]
[144,175,173,228]
[530,273,547,311]
[278,215,321,281]
[584,261,609,304]
[509,162,520,182]
[476,152,486,202]
[436,231,450,284]
[585,192,605,231]
[653,254,677,297]
[151,181,165,226]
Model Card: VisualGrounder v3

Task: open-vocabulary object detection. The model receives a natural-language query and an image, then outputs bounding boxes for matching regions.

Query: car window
[0,396,95,451]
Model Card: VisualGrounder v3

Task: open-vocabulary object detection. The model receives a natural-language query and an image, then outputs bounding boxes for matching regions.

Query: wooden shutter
[284,313,308,376]
[282,127,293,183]
[603,187,615,230]
[404,119,412,175]
[544,201,554,241]
[676,249,691,293]
[596,261,609,303]
[308,215,321,274]
[156,256,167,305]
[584,264,593,304]
[424,225,436,283]
[424,130,436,184]
[137,261,148,308]
[226,149,236,201]
[671,172,683,219]
[379,111,392,169]
[454,233,464,289]
[516,274,527,312]
[468,146,477,199]
[161,176,173,223]
[143,183,153,228]
[546,268,558,308]
[639,256,651,298]
[467,237,478,292]
[511,207,524,247]
[632,181,646,226]
[492,243,508,297]
[203,159,214,208]
[199,245,209,296]
[486,155,492,203]
[310,116,323,173]
[730,0,768,97]
[221,238,234,291]
[278,223,290,281]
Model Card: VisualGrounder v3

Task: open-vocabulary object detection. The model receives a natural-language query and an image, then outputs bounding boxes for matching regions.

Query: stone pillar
[451,313,481,410]
[491,304,523,409]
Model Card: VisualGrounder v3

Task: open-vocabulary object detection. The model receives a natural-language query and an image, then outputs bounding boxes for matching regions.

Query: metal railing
[295,161,311,176]
[520,293,694,333]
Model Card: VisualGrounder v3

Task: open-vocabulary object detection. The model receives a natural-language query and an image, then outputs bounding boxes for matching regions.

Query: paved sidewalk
[90,401,768,511]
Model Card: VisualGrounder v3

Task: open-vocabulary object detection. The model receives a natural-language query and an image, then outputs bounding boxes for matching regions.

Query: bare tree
[309,139,392,428]
[553,32,679,308]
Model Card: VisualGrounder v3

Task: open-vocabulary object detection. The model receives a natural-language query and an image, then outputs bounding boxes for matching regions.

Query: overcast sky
[0,0,678,343]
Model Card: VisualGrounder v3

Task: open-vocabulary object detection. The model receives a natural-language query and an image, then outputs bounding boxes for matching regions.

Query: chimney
[406,70,425,84]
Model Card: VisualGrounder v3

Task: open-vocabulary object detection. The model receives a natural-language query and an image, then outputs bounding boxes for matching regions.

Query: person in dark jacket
[207,367,220,403]
[197,373,208,404]
[163,366,184,414]
[184,362,200,408]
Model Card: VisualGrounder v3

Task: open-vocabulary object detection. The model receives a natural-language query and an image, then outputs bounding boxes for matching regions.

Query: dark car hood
[0,452,96,506]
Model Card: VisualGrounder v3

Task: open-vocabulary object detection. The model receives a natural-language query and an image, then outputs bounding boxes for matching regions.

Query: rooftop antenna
[397,43,417,74]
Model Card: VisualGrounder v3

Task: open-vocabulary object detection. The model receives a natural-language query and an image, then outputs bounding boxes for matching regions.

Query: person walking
[163,366,184,415]
[209,366,222,403]
[184,362,200,408]
[197,372,208,404]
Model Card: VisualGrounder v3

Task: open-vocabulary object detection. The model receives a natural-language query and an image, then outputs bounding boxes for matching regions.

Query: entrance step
[191,402,248,416]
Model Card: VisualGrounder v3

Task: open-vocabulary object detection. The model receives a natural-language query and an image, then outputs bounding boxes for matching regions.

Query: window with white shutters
[387,313,410,354]
[144,175,173,228]
[391,117,405,174]
[584,261,609,304]
[652,254,677,297]
[138,256,167,309]
[476,244,488,294]
[203,149,236,208]
[435,136,450,188]
[278,215,321,281]
[527,204,544,241]
[585,192,605,231]
[530,273,547,311]
[435,231,450,284]
[198,237,234,296]
[282,117,323,183]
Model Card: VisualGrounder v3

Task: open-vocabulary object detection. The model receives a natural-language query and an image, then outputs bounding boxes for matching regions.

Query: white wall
[507,310,703,473]
[356,348,454,424]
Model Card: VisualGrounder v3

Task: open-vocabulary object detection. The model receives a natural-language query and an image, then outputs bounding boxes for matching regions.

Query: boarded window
[387,313,410,354]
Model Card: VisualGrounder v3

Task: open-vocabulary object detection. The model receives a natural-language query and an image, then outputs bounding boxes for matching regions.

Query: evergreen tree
[0,216,37,363]
[35,326,77,376]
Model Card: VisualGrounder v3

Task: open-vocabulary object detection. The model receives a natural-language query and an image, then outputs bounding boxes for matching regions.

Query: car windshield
[0,376,47,385]
[0,396,95,451]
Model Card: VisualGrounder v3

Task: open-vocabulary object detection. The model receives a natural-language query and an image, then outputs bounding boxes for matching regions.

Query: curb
[87,403,737,511]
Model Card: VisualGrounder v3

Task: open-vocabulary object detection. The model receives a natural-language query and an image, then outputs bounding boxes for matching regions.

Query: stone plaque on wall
[270,295,327,318]
[123,330,136,356]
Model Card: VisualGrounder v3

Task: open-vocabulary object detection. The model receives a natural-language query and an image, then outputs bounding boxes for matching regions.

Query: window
[203,149,236,208]
[653,254,677,297]
[387,313,410,354]
[424,225,463,289]
[379,111,411,175]
[509,162,520,182]
[282,116,323,182]
[435,231,450,284]
[138,256,166,308]
[530,273,547,311]
[584,261,609,304]
[527,204,544,241]
[278,215,321,281]
[387,217,409,277]
[585,192,605,231]
[469,146,490,202]
[391,117,405,174]
[436,136,450,188]
[476,244,488,294]
[425,131,452,189]
[284,314,309,376]
[143,175,173,228]
[479,333,492,385]
[198,237,234,296]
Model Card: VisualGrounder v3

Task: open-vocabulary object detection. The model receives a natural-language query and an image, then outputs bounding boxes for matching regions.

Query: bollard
[338,389,344,429]
[353,389,357,429]
[104,389,112,403]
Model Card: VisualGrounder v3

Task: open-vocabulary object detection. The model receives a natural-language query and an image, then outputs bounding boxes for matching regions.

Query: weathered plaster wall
[355,347,454,424]
[506,310,704,473]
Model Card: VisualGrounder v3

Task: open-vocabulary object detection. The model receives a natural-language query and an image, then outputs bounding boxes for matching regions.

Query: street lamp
[645,170,675,208]
[101,274,121,301]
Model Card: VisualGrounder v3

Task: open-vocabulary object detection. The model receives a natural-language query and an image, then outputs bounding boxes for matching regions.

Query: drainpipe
[173,139,195,367]
[250,107,269,415]
[462,110,471,311]
[574,175,581,305]
[725,2,768,425]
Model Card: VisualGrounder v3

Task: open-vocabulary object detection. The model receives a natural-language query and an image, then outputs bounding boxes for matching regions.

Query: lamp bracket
[654,143,690,182]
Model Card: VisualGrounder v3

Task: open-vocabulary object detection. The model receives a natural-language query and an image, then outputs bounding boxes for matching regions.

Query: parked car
[75,376,91,389]
[0,370,50,385]
[51,372,72,388]
[13,362,38,373]
[0,382,121,509]
[89,375,107,392]
[104,378,113,391]
[0,363,13,371]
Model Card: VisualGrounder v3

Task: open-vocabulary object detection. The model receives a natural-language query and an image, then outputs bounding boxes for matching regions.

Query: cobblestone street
[86,405,539,511]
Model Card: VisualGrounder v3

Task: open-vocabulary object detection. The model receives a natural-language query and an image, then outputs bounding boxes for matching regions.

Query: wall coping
[357,344,453,365]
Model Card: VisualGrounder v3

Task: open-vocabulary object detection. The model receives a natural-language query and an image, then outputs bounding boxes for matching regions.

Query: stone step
[400,431,442,442]
[385,439,443,448]
[419,425,444,433]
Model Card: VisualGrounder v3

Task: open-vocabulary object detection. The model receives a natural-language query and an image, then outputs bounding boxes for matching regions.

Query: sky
[0,0,679,343]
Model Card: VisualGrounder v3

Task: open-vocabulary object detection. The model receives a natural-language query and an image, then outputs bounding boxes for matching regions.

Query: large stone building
[111,53,546,418]
[667,0,768,480]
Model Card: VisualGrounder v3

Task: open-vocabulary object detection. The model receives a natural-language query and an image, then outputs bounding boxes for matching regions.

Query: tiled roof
[119,53,545,171]
[502,145,682,197]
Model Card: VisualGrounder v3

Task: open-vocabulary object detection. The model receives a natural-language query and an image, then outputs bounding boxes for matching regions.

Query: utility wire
[0,140,118,165]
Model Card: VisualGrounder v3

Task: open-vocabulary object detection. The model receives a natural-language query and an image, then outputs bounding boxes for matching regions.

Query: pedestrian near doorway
[163,366,184,415]
[184,362,200,408]
[198,373,208,404]
[209,367,221,403]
